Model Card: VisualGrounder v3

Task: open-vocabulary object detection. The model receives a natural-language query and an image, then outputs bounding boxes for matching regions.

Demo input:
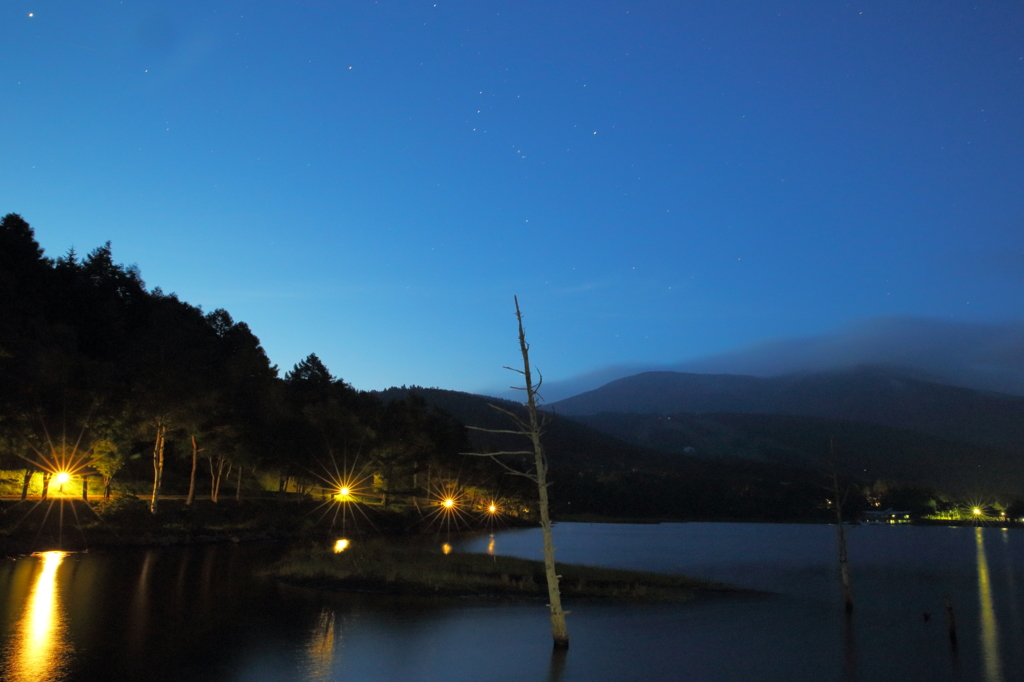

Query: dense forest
[4,213,1006,535]
[0,213,506,518]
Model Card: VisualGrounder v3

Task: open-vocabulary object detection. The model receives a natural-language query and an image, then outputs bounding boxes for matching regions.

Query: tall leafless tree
[463,296,569,649]
[829,438,854,614]
[149,418,167,514]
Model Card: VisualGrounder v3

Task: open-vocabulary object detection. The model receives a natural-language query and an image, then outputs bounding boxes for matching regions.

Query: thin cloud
[516,317,1024,402]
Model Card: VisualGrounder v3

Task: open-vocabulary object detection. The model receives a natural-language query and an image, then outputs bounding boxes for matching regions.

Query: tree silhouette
[463,297,569,649]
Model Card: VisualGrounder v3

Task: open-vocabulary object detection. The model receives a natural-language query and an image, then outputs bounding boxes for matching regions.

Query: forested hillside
[2,214,987,524]
[377,387,852,520]
[0,214,486,512]
[569,412,1022,496]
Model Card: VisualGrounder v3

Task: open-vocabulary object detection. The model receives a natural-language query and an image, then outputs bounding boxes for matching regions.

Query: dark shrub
[93,493,150,525]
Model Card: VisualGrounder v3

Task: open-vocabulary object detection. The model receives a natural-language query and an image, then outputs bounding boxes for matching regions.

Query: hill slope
[376,387,842,520]
[569,412,1021,496]
[549,366,1024,454]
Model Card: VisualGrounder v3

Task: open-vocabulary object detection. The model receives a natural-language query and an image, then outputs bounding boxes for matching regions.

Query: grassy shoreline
[0,496,538,555]
[265,542,742,601]
[7,494,1016,558]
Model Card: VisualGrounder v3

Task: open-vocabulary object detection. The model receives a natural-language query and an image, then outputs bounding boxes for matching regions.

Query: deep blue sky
[3,1,1022,395]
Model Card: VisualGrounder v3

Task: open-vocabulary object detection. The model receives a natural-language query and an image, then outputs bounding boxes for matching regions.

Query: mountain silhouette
[549,366,1024,454]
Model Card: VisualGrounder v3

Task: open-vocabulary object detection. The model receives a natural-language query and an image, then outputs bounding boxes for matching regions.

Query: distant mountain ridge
[375,386,850,520]
[548,366,1024,455]
[377,382,1024,509]
[508,317,1024,402]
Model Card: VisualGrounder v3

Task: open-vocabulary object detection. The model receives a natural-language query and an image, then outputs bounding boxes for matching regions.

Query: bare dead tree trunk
[836,522,854,613]
[516,298,570,649]
[186,434,202,506]
[222,462,233,501]
[411,469,422,512]
[150,419,167,514]
[209,456,230,503]
[380,467,392,508]
[209,456,217,502]
[830,439,854,614]
[463,296,569,650]
[21,469,33,500]
[945,595,959,650]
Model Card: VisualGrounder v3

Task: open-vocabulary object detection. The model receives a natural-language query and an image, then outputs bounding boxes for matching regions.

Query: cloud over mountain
[517,317,1024,402]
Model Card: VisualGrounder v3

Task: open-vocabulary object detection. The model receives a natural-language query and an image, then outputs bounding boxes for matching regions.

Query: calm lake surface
[2,522,1022,681]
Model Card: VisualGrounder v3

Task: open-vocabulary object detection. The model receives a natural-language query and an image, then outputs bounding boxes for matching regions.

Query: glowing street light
[428,487,467,529]
[54,472,70,485]
[974,507,983,516]
[334,485,361,502]
[488,504,497,514]
[333,539,350,553]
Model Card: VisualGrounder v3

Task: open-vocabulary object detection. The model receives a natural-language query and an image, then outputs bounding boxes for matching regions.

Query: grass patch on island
[265,542,737,601]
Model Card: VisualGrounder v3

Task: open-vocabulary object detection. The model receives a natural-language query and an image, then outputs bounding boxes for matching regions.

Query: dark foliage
[3,214,960,524]
[0,215,475,513]
[376,386,864,520]
[568,411,1023,497]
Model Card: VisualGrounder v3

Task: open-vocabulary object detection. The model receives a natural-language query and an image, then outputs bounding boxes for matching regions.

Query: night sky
[3,1,1022,397]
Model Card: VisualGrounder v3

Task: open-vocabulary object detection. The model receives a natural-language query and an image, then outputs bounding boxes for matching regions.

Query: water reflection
[487,535,495,555]
[999,529,1021,635]
[3,551,70,682]
[129,549,156,653]
[547,647,567,682]
[840,614,858,682]
[302,607,338,682]
[3,524,1024,682]
[975,528,1004,682]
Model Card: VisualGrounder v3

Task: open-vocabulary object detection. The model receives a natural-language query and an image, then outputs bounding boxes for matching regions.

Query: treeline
[0,214,500,512]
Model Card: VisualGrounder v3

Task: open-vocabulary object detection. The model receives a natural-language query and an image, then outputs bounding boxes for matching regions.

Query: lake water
[1,522,1022,681]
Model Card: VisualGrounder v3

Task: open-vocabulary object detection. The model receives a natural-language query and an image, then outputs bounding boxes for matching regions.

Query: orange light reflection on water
[302,608,337,682]
[976,528,1005,682]
[3,551,70,682]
